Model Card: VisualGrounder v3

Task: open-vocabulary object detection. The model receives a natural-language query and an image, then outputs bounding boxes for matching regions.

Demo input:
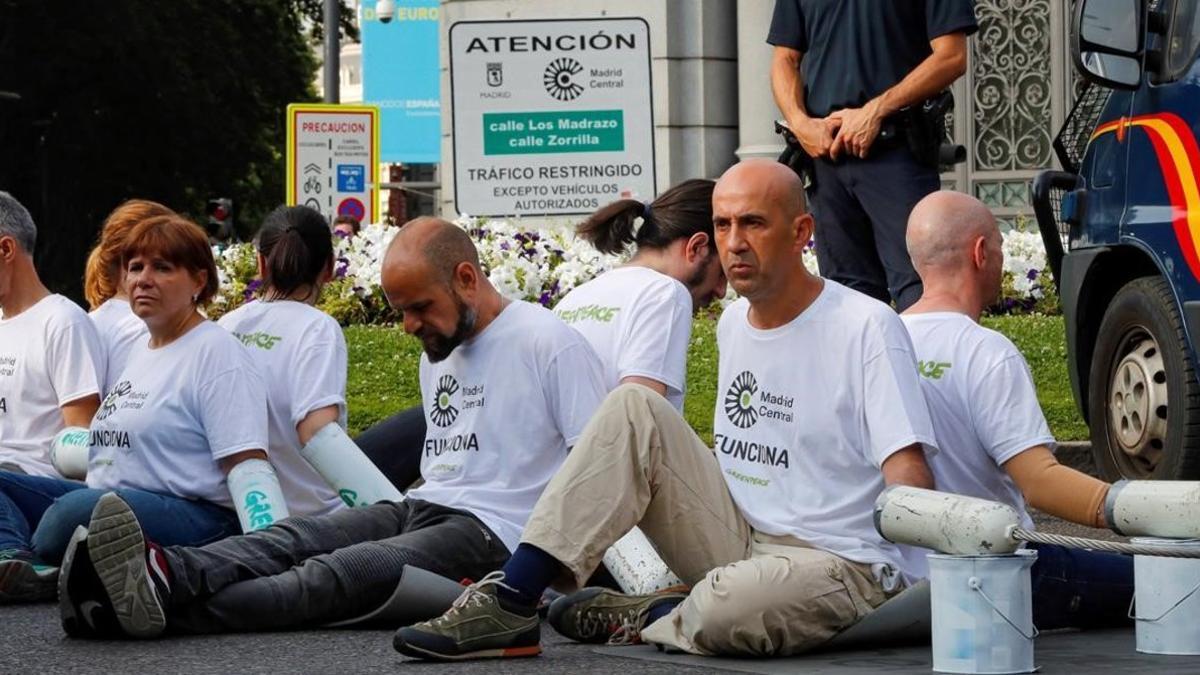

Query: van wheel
[1089,277,1200,480]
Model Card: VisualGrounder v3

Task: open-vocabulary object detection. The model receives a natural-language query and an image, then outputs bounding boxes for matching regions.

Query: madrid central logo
[724,371,759,429]
[96,380,132,421]
[430,375,461,427]
[544,57,584,101]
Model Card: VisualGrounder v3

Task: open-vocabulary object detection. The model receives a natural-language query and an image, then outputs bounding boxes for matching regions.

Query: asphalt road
[0,442,1147,675]
[0,606,724,675]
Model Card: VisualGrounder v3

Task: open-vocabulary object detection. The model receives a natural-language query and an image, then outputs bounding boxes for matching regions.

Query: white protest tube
[603,528,685,594]
[49,426,90,480]
[227,458,290,532]
[299,423,403,507]
[874,486,1022,555]
[1106,480,1200,539]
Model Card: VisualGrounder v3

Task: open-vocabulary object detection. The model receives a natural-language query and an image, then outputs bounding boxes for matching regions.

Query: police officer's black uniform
[768,0,977,310]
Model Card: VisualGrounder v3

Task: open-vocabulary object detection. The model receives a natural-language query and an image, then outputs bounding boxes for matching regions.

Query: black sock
[498,543,562,608]
[644,597,682,626]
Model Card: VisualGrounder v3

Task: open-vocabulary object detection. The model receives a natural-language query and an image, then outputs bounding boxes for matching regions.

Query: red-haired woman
[0,216,287,606]
[84,199,175,396]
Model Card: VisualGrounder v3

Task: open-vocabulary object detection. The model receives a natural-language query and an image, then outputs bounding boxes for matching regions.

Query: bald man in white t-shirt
[398,160,939,660]
[901,190,1133,630]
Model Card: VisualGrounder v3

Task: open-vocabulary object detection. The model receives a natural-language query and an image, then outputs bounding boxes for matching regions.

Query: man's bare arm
[770,45,839,158]
[1002,445,1109,528]
[61,394,100,428]
[619,376,668,397]
[880,444,935,489]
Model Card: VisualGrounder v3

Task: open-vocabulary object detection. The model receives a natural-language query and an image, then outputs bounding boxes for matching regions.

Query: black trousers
[809,143,939,311]
[162,498,510,634]
[356,405,426,491]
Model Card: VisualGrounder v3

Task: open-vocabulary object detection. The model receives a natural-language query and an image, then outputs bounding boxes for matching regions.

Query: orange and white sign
[286,103,380,224]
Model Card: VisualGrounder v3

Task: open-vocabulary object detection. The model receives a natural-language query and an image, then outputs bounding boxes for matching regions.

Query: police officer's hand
[790,116,841,159]
[829,100,884,160]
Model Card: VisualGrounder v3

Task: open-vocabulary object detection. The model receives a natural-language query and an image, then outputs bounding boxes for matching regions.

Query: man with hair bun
[0,191,104,600]
[59,217,609,639]
[559,178,726,407]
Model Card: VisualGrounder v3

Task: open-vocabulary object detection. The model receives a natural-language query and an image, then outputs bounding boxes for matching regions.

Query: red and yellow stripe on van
[1091,113,1200,279]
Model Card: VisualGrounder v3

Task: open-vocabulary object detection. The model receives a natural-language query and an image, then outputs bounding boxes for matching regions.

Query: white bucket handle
[1127,579,1200,623]
[967,576,1039,640]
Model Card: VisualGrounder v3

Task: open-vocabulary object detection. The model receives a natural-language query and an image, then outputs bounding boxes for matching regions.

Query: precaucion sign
[286,104,380,224]
[449,18,656,216]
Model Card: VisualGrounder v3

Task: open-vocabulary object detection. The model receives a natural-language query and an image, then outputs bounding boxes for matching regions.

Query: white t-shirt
[218,300,347,517]
[407,301,608,551]
[0,295,103,477]
[554,266,692,410]
[900,312,1056,576]
[714,281,938,582]
[89,298,148,397]
[87,321,268,508]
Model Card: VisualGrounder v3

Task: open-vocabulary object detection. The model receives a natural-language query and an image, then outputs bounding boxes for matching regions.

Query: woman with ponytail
[214,205,365,518]
[84,200,175,396]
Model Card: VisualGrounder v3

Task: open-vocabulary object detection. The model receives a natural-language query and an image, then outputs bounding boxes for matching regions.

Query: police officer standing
[769,0,977,310]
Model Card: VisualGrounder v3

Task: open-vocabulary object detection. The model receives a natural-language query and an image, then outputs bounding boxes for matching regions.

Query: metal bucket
[928,550,1038,674]
[1132,537,1200,655]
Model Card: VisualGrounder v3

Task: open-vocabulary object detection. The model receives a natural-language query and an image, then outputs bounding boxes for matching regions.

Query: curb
[1057,440,1097,477]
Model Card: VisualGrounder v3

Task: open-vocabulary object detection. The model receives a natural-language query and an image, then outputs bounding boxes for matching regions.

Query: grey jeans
[162,498,509,633]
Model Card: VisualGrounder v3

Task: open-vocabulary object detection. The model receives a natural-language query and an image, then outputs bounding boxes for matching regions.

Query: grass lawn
[346,314,1089,442]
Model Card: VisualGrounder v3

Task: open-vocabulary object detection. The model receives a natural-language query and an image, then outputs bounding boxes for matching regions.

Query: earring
[192,292,199,304]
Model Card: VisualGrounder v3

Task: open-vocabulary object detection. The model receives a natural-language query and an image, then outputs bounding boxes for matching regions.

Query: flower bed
[209,217,1056,324]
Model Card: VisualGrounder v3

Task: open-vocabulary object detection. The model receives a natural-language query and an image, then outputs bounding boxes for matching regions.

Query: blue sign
[337,164,365,192]
[362,0,441,163]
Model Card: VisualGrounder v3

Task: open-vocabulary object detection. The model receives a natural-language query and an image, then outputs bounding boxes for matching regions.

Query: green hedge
[982,314,1087,442]
[346,314,1088,442]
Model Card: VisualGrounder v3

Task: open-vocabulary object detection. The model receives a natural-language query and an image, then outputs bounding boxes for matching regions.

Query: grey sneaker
[393,572,541,661]
[0,549,57,603]
[86,493,169,639]
[547,587,687,645]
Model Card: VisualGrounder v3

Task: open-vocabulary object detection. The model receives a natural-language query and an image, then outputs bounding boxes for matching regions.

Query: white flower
[211,215,1056,321]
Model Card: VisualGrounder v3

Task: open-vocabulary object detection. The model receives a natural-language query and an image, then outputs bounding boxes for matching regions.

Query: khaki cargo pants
[522,385,893,656]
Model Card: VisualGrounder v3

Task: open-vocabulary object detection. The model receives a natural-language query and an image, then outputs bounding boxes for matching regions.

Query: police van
[1033,0,1200,480]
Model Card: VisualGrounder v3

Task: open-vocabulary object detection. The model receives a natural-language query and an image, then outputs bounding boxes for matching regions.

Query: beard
[419,293,477,363]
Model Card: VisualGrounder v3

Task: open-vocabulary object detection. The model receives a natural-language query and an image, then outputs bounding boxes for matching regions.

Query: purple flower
[335,257,350,279]
[538,290,553,307]
[1026,268,1039,281]
[500,242,510,251]
[243,278,263,301]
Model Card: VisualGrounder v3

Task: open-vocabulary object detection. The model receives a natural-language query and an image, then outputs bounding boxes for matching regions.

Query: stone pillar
[438,0,738,221]
[735,0,785,161]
